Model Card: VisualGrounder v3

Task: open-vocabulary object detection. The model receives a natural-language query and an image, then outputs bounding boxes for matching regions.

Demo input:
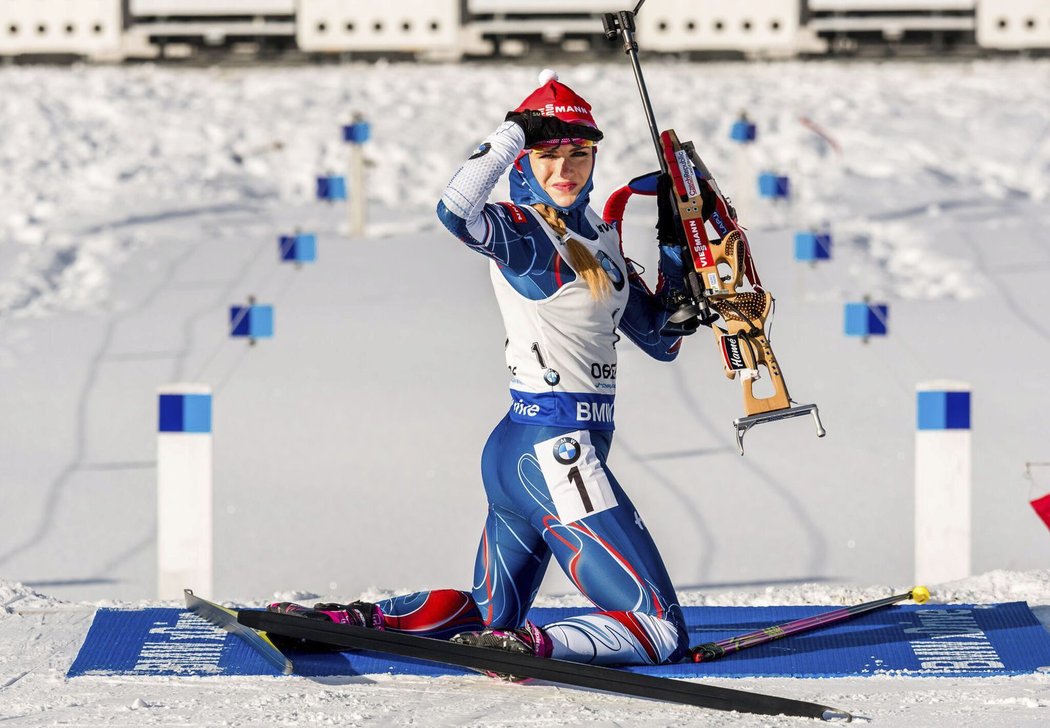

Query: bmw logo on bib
[544,368,561,386]
[596,250,625,291]
[553,436,582,465]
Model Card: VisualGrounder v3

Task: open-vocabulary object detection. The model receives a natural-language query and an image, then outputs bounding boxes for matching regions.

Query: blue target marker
[343,121,372,145]
[279,233,317,263]
[758,172,790,199]
[794,232,832,262]
[230,304,274,341]
[844,302,888,339]
[730,118,757,143]
[316,176,347,201]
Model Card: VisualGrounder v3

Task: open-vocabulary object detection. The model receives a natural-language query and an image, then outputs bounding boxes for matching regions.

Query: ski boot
[268,600,385,629]
[450,621,552,681]
[266,600,384,650]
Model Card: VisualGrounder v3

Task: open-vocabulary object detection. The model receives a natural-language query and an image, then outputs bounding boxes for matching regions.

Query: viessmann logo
[543,104,590,117]
[687,219,713,268]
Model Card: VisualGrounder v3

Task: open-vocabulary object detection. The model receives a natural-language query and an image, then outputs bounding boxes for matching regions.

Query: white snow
[2,59,1050,725]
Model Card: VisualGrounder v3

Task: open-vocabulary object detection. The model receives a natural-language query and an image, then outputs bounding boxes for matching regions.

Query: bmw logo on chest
[553,436,582,465]
[596,250,625,291]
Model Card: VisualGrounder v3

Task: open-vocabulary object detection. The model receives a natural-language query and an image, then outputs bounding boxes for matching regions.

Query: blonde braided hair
[532,203,610,301]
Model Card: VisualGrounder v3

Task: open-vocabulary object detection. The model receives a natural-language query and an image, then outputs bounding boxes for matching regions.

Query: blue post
[156,384,213,598]
[844,301,888,342]
[344,115,370,236]
[758,172,790,199]
[794,231,833,262]
[915,382,972,583]
[279,233,317,264]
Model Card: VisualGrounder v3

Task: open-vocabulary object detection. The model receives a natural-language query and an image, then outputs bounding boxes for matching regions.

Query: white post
[915,381,972,585]
[349,143,365,237]
[732,142,755,224]
[730,115,756,224]
[157,383,213,600]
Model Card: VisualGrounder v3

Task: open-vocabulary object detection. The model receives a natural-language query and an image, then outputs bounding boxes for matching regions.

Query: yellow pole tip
[911,586,931,604]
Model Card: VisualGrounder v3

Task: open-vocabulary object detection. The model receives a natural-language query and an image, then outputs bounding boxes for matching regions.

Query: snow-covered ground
[1,59,1050,725]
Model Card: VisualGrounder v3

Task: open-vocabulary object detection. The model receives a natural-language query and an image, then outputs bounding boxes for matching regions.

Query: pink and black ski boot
[450,621,552,680]
[268,600,384,630]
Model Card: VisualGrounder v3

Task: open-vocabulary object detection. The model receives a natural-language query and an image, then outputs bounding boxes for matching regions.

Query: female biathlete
[273,71,692,667]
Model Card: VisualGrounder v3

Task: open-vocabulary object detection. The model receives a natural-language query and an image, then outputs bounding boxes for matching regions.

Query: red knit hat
[514,69,600,132]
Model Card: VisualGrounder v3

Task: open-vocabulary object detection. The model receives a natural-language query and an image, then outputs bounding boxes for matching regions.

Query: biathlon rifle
[601,1,825,455]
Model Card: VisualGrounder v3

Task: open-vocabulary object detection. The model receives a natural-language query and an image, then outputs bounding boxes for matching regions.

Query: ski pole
[691,586,930,662]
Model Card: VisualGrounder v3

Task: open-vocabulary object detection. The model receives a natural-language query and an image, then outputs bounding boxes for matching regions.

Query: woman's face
[529,143,595,208]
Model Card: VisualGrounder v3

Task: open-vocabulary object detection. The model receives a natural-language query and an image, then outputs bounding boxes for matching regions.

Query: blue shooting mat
[68,606,283,677]
[69,603,1050,679]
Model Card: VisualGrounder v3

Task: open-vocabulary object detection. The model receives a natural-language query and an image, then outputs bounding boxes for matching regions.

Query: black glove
[505,110,604,148]
[656,171,717,245]
[655,173,679,245]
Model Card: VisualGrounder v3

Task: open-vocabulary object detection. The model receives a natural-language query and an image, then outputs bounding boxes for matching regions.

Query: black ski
[238,610,852,721]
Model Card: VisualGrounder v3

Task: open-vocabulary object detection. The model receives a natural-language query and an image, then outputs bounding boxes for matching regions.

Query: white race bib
[533,430,618,524]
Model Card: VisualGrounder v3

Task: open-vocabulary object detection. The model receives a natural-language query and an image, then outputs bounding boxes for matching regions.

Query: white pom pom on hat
[538,68,559,85]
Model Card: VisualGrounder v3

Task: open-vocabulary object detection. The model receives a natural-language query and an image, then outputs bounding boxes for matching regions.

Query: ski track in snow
[669,364,831,581]
[0,244,187,571]
[5,60,1049,327]
[957,224,1050,346]
[0,209,265,574]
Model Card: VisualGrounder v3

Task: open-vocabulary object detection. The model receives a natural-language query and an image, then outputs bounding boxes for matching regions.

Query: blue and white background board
[915,381,972,585]
[229,305,274,339]
[844,301,889,338]
[156,384,213,600]
[794,231,832,261]
[279,233,317,263]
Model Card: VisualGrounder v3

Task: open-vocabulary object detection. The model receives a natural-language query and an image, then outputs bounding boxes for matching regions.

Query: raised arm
[437,112,605,276]
[436,121,542,275]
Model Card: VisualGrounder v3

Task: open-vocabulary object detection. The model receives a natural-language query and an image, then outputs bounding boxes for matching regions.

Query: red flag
[1031,494,1050,530]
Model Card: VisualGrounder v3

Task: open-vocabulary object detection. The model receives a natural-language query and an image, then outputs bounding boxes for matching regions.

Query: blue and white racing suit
[374,121,690,666]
